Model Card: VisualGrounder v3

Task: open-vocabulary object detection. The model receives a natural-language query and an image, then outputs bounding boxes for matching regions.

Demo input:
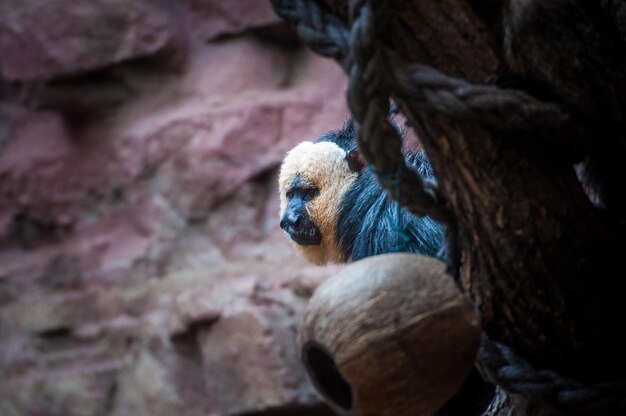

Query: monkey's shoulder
[336,151,444,262]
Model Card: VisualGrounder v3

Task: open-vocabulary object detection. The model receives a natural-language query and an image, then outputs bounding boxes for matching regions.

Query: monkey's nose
[280,212,302,230]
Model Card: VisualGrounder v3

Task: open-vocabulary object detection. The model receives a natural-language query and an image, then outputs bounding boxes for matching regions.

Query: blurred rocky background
[0,1,348,415]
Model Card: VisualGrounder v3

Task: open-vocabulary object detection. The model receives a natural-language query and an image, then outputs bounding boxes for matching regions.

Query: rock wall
[0,1,347,415]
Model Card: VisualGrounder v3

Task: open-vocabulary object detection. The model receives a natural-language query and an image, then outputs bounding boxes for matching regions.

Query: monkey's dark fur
[317,122,444,261]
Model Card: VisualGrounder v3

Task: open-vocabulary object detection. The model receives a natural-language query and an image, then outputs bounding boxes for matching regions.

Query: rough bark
[317,1,626,415]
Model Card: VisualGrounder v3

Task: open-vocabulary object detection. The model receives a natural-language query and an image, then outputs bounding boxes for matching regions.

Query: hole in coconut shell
[302,341,353,411]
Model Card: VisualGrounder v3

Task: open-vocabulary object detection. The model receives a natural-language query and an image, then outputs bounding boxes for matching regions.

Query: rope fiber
[479,336,626,415]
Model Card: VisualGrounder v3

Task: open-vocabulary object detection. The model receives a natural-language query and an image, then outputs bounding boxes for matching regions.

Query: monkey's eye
[302,187,319,201]
[286,187,319,201]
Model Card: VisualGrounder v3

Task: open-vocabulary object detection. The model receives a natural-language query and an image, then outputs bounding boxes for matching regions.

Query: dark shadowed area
[0,1,347,415]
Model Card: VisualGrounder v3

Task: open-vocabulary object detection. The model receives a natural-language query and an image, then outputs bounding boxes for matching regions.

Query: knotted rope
[479,336,626,415]
[390,63,570,132]
[269,0,351,68]
[346,0,453,223]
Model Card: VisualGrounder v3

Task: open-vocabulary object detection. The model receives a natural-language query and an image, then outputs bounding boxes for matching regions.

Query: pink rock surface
[0,2,348,415]
[195,277,317,414]
[180,0,282,41]
[0,0,182,81]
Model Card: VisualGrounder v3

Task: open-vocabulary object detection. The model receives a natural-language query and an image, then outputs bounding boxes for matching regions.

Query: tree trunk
[304,1,626,415]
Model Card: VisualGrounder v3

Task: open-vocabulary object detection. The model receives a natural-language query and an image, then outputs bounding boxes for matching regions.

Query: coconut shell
[298,253,481,416]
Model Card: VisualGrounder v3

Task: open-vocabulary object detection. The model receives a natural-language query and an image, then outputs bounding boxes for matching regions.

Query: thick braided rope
[347,0,452,223]
[478,336,626,415]
[389,63,571,132]
[270,0,575,221]
[269,0,351,69]
[270,0,572,133]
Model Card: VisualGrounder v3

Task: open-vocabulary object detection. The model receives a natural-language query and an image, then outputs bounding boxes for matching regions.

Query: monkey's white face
[278,141,359,264]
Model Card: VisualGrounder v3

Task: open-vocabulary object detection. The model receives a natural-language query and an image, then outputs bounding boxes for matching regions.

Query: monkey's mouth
[283,224,322,246]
